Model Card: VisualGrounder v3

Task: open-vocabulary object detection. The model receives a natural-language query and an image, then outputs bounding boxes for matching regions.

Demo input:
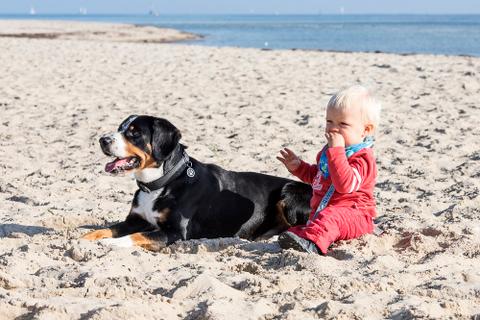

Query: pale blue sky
[1,0,479,15]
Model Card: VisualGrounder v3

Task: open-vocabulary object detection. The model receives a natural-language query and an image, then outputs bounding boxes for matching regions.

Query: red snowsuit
[288,146,377,254]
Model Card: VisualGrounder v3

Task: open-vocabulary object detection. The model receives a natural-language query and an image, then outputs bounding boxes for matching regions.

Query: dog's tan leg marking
[82,229,113,240]
[130,232,158,251]
[129,232,166,251]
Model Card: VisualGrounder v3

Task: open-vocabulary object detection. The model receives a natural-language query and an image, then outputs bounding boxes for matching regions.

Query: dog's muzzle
[99,132,141,174]
[99,136,113,156]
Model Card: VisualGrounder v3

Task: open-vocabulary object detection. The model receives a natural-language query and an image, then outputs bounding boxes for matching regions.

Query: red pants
[288,206,374,254]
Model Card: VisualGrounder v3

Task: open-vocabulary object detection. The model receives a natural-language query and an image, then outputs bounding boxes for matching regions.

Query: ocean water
[1,14,480,56]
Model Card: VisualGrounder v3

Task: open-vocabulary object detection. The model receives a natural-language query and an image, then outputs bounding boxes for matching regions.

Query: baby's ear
[364,124,374,136]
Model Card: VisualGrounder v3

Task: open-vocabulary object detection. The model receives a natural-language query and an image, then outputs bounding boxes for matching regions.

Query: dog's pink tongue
[105,158,128,173]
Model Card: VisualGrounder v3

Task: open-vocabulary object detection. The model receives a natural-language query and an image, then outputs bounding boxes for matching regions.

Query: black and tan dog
[82,115,311,251]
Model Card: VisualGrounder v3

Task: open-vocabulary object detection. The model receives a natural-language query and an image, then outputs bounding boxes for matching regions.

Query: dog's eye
[126,129,141,138]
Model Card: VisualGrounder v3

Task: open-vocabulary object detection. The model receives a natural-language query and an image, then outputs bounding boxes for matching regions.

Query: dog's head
[99,115,182,174]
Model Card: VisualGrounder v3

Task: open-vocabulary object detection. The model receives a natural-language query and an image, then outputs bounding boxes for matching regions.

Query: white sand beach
[0,20,479,319]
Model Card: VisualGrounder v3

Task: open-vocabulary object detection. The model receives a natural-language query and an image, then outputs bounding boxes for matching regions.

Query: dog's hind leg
[281,182,312,226]
[254,200,291,240]
[82,213,153,240]
[234,211,264,240]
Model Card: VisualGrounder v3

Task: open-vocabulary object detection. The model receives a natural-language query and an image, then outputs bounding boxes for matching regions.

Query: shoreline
[285,47,479,58]
[0,19,478,58]
[0,19,200,43]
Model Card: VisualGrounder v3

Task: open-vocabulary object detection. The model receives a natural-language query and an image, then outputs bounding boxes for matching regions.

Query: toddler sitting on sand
[277,85,381,254]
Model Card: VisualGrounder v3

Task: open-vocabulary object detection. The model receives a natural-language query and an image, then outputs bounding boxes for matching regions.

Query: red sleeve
[290,152,321,184]
[326,147,372,194]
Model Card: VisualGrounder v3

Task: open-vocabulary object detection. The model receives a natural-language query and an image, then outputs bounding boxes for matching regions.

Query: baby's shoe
[278,231,321,254]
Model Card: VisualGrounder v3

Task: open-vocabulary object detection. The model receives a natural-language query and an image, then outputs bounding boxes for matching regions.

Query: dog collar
[136,151,195,193]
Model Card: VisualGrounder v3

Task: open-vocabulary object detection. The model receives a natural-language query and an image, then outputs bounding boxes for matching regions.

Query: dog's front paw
[81,229,113,241]
[99,236,134,248]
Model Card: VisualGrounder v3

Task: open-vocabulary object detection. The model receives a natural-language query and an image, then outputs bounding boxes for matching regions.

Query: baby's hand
[277,148,301,172]
[325,132,345,148]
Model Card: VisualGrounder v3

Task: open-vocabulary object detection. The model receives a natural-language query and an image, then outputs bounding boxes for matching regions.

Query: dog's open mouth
[105,157,141,174]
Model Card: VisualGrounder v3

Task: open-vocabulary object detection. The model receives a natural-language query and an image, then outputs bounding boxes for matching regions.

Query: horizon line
[1,12,480,16]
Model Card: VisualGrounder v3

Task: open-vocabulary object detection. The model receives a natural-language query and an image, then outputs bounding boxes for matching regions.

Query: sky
[1,0,479,15]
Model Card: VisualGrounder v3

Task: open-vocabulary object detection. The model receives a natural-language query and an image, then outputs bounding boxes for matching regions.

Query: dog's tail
[280,181,312,226]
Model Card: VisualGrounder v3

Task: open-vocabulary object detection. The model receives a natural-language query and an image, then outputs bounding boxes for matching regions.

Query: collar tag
[185,158,195,178]
[186,167,195,178]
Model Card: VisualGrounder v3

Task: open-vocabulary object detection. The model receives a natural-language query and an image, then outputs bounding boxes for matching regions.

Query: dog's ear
[151,119,182,162]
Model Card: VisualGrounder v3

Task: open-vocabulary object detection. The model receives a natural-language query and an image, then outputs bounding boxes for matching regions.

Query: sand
[0,19,198,43]
[0,20,479,319]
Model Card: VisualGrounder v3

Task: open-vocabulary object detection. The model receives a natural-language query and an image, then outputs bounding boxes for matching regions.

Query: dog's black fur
[83,115,311,250]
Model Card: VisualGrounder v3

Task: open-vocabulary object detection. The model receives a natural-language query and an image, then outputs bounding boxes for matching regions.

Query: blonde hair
[327,85,382,133]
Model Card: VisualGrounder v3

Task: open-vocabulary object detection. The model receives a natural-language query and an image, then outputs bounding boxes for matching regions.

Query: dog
[82,115,311,251]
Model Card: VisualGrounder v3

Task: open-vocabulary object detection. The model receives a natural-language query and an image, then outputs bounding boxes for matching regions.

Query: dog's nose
[99,136,112,148]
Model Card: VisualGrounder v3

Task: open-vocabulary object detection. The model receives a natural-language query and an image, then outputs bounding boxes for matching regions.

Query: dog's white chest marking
[133,189,165,226]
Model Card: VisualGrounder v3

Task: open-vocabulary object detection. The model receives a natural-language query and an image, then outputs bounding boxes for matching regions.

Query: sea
[1,14,480,56]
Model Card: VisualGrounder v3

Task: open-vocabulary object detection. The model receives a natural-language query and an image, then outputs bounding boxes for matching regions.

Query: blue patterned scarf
[318,136,374,178]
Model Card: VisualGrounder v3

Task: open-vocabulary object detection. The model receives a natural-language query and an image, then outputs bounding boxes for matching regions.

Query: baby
[277,85,381,254]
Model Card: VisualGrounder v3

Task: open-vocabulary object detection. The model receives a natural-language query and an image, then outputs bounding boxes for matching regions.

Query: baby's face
[325,106,370,146]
